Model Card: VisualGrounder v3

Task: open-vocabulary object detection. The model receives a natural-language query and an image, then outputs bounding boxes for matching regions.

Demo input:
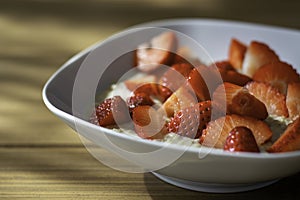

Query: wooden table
[1,0,300,199]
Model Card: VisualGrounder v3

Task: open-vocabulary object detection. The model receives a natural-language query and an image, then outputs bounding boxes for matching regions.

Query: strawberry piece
[242,41,280,77]
[127,92,154,112]
[95,96,130,127]
[246,82,288,117]
[252,61,300,95]
[133,83,172,102]
[135,31,177,72]
[268,117,300,153]
[188,65,221,101]
[224,126,260,153]
[200,114,272,149]
[214,60,235,71]
[124,74,156,91]
[213,82,268,120]
[167,105,200,139]
[161,86,198,117]
[167,101,212,139]
[159,63,193,92]
[228,38,247,71]
[132,106,167,139]
[212,60,252,86]
[173,46,202,66]
[286,83,300,120]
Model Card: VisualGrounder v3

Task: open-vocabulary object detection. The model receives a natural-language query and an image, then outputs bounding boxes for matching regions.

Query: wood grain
[1,0,300,199]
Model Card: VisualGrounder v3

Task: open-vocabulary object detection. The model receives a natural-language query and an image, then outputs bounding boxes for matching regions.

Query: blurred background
[1,0,300,198]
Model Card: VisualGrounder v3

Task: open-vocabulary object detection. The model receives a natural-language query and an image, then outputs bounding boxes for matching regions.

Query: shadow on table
[144,172,300,200]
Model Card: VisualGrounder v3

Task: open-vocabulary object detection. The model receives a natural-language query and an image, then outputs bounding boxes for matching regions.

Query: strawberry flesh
[95,96,129,127]
[224,126,260,153]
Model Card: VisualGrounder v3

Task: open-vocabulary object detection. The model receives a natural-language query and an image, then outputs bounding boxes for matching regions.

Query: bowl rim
[42,18,300,160]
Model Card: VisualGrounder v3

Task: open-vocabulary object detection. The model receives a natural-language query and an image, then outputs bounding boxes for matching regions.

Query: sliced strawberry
[228,38,247,71]
[286,83,300,120]
[214,60,235,71]
[132,105,167,139]
[252,61,300,95]
[135,31,177,72]
[246,82,288,117]
[167,100,221,139]
[133,83,172,103]
[173,46,202,66]
[127,92,154,113]
[213,82,268,120]
[200,114,272,149]
[242,41,280,77]
[95,96,130,127]
[188,65,221,101]
[167,104,200,139]
[268,117,300,153]
[161,86,198,117]
[124,74,156,91]
[212,60,252,86]
[223,126,260,153]
[159,63,193,92]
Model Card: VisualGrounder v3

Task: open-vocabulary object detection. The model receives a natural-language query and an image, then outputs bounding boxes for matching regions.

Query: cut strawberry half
[286,83,300,120]
[212,60,252,86]
[268,117,300,153]
[95,96,130,127]
[127,92,154,113]
[167,104,200,139]
[200,114,272,149]
[213,82,268,120]
[161,86,198,117]
[246,81,288,117]
[135,31,177,72]
[228,38,247,71]
[167,101,213,139]
[173,46,202,66]
[159,63,193,92]
[242,41,280,77]
[252,61,300,95]
[223,126,260,153]
[132,105,167,139]
[133,83,172,103]
[124,74,156,91]
[188,65,221,101]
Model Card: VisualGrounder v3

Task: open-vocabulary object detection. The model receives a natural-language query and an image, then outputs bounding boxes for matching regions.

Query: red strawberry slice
[127,92,154,113]
[215,62,252,86]
[268,117,300,153]
[161,86,198,117]
[228,38,247,71]
[167,101,213,139]
[252,61,300,95]
[135,31,177,72]
[242,41,280,77]
[200,114,272,149]
[132,106,167,139]
[188,65,221,101]
[246,81,288,117]
[95,96,130,127]
[213,82,268,120]
[159,63,193,92]
[286,83,300,120]
[223,126,260,153]
[133,83,172,103]
[124,74,156,91]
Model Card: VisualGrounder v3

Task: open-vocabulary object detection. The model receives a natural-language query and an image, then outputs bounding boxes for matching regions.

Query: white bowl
[43,19,300,193]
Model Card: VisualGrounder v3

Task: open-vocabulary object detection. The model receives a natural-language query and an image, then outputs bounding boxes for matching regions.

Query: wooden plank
[0,147,300,199]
